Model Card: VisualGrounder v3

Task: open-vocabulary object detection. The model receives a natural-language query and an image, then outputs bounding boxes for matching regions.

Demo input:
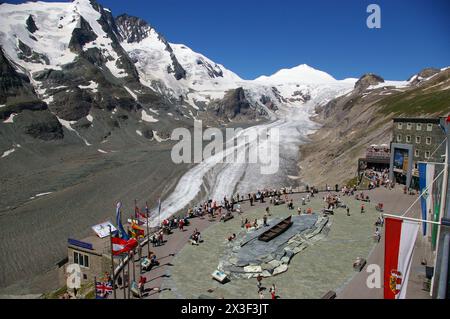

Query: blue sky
[6,0,450,80]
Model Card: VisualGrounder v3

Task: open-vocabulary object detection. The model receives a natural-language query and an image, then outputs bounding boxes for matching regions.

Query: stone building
[66,235,118,286]
[389,117,446,188]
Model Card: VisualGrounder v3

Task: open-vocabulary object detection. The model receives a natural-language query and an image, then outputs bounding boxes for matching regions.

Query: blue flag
[418,163,427,236]
[116,202,130,240]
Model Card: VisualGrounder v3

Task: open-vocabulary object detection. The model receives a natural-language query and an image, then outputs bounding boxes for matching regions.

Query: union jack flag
[95,281,113,298]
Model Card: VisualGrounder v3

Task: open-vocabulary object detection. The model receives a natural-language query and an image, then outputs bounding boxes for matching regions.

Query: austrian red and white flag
[111,237,138,256]
[384,217,419,299]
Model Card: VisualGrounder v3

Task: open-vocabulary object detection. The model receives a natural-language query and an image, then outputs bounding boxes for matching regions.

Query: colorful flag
[111,237,138,256]
[95,281,113,298]
[131,222,145,238]
[384,217,419,299]
[431,165,444,249]
[116,202,129,240]
[419,163,435,236]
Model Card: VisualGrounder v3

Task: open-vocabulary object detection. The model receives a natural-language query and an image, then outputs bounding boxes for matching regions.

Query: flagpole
[108,225,116,299]
[132,249,136,298]
[127,251,131,299]
[383,213,441,225]
[431,131,449,296]
[146,201,150,258]
[122,255,126,299]
[134,199,137,220]
[94,276,97,299]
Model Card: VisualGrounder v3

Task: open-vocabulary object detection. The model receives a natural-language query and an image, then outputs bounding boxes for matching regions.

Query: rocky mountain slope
[297,68,450,187]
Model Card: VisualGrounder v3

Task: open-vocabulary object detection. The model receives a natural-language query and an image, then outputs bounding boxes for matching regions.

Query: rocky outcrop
[26,15,38,33]
[408,67,441,85]
[115,14,186,80]
[68,16,98,53]
[195,56,222,78]
[17,40,49,65]
[0,46,47,119]
[210,87,253,120]
[16,110,64,140]
[354,73,384,91]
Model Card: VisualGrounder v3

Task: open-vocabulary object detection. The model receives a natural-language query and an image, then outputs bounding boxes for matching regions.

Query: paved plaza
[158,193,379,299]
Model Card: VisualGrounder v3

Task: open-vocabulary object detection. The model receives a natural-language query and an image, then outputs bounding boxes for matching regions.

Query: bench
[353,258,367,272]
[321,290,337,299]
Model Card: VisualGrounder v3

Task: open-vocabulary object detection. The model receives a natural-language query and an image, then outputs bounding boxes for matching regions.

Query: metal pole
[132,249,136,286]
[94,276,97,299]
[138,243,142,275]
[108,225,116,299]
[431,121,449,297]
[122,255,126,299]
[437,234,450,298]
[383,213,441,225]
[127,252,131,299]
[146,201,150,258]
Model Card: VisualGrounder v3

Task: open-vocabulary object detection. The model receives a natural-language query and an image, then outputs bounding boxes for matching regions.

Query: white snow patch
[141,110,158,123]
[86,114,93,122]
[124,86,137,101]
[97,149,107,154]
[57,117,91,146]
[136,130,142,136]
[3,113,17,123]
[30,192,53,199]
[1,148,15,158]
[79,81,98,92]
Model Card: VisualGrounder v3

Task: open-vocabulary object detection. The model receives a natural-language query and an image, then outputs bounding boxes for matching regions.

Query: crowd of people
[364,168,394,190]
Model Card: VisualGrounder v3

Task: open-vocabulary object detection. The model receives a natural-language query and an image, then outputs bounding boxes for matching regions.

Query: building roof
[393,117,441,124]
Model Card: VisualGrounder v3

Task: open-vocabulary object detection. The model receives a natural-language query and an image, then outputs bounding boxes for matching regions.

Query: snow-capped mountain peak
[254,64,337,84]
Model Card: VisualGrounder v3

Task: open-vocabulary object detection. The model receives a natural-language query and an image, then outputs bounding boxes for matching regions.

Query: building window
[425,151,430,159]
[427,124,433,131]
[397,123,403,129]
[407,123,412,130]
[416,136,421,144]
[415,150,419,157]
[426,137,431,145]
[74,251,89,268]
[416,123,422,131]
[406,135,411,143]
[397,134,402,142]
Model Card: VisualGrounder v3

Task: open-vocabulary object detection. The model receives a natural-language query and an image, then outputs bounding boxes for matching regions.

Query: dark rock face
[17,40,49,65]
[26,15,38,33]
[17,110,64,140]
[354,73,384,91]
[417,67,441,79]
[196,57,223,78]
[142,128,154,139]
[68,16,98,53]
[50,87,93,121]
[116,14,186,80]
[211,87,253,119]
[0,46,46,118]
[408,67,441,85]
[115,14,152,43]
